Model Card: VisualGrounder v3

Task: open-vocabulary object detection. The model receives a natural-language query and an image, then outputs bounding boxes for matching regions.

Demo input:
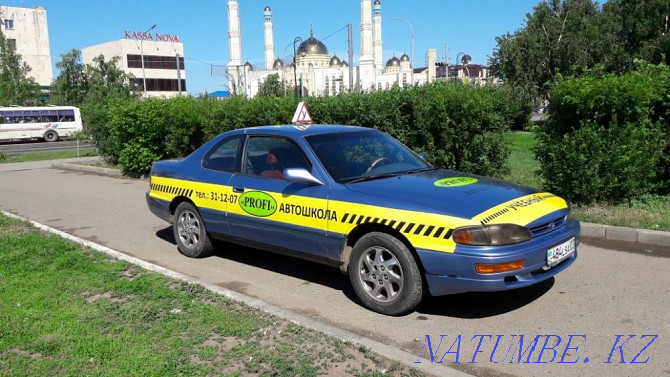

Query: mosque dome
[244,61,253,71]
[341,60,349,67]
[400,53,410,62]
[264,6,271,12]
[273,58,284,70]
[374,0,381,6]
[329,55,341,67]
[386,56,400,67]
[297,31,329,56]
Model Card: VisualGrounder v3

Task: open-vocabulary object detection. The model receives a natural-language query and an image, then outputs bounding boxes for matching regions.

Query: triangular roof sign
[291,102,312,124]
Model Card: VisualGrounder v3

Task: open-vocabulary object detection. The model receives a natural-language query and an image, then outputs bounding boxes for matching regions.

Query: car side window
[203,136,242,172]
[244,136,311,179]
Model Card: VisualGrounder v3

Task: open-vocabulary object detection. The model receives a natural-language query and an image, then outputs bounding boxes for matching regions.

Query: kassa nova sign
[124,31,181,43]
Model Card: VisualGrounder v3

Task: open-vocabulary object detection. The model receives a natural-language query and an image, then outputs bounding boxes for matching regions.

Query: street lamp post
[140,24,157,97]
[292,36,303,98]
[392,17,414,86]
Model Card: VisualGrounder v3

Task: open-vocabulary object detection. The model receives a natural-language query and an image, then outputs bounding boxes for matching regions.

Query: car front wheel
[349,232,423,315]
[173,202,213,258]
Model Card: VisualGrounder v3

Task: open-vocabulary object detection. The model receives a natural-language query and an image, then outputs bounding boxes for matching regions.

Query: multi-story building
[0,5,53,86]
[82,31,186,98]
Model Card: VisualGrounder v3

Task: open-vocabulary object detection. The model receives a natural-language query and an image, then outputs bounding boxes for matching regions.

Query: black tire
[348,232,423,315]
[173,202,213,258]
[44,130,58,142]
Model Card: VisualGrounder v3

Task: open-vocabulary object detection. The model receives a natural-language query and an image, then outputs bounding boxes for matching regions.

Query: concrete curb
[580,222,670,247]
[52,162,670,249]
[52,162,125,177]
[0,209,470,377]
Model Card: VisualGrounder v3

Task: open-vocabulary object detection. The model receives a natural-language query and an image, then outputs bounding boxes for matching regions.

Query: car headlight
[453,224,531,246]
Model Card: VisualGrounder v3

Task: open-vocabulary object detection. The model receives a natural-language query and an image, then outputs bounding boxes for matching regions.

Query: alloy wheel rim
[177,210,201,248]
[358,246,404,302]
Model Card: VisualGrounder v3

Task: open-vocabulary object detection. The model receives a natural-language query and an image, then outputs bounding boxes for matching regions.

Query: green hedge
[536,64,670,204]
[84,82,530,175]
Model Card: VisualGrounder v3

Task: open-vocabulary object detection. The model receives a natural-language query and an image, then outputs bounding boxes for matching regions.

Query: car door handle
[233,187,245,193]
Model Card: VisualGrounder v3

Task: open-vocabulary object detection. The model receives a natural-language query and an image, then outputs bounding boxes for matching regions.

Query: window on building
[403,73,407,87]
[4,19,14,30]
[377,82,382,90]
[386,82,390,90]
[7,39,16,50]
[131,78,187,92]
[325,76,329,95]
[127,54,185,70]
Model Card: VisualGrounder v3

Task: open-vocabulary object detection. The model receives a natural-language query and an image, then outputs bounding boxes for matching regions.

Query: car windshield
[306,129,431,184]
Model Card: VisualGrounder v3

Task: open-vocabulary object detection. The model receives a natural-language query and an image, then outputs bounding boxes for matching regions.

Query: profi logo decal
[239,191,277,217]
[434,177,478,187]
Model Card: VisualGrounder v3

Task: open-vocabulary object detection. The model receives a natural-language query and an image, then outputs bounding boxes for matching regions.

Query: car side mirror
[417,152,428,161]
[284,168,324,185]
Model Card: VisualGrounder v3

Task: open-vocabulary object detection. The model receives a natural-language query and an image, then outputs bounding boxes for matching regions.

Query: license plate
[547,237,575,266]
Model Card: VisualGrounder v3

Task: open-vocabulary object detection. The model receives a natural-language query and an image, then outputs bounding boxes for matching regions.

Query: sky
[2,0,541,95]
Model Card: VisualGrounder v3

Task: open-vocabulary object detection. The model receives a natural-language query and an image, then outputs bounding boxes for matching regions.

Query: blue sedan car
[146,125,579,315]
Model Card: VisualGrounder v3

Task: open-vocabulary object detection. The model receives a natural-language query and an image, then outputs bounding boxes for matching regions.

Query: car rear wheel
[349,232,423,315]
[173,202,213,258]
[44,130,58,142]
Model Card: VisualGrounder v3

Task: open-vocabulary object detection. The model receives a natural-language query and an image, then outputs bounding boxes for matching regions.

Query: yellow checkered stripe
[150,183,193,198]
[340,213,454,240]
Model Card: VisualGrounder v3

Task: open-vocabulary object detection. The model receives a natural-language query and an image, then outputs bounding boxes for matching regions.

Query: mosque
[225,0,441,98]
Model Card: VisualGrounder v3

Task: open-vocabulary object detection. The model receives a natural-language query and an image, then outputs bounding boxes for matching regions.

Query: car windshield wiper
[404,167,437,174]
[344,172,401,184]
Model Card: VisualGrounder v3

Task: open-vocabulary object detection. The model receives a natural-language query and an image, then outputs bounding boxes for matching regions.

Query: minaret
[227,0,242,66]
[372,0,383,71]
[359,0,375,89]
[263,6,275,70]
[227,0,243,93]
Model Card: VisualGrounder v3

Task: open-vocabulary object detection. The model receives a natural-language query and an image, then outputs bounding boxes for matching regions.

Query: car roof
[232,124,372,138]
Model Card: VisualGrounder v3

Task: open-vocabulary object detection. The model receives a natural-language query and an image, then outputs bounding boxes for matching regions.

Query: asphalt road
[0,162,668,377]
[0,139,95,155]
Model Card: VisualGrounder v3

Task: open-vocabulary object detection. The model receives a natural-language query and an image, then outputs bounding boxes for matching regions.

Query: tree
[50,49,89,106]
[489,0,623,99]
[0,30,41,106]
[85,54,136,100]
[490,0,670,99]
[257,73,289,97]
[603,0,670,66]
[79,54,137,163]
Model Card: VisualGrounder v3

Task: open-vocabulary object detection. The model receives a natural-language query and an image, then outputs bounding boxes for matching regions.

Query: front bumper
[417,219,580,296]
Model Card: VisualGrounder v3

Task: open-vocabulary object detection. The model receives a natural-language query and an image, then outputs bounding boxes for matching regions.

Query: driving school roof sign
[292,102,312,125]
[124,31,181,43]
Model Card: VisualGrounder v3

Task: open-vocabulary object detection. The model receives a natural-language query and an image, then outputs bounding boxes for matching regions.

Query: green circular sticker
[434,177,478,187]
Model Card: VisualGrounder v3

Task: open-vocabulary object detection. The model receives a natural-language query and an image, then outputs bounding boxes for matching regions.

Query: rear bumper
[417,219,580,296]
[146,192,171,223]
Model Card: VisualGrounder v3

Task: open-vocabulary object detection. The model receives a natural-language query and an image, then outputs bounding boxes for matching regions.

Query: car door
[194,135,244,237]
[227,135,340,261]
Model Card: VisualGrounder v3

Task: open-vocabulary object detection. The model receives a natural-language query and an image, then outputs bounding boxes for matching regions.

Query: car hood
[344,169,554,221]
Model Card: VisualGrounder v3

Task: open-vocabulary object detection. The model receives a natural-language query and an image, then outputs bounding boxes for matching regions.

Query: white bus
[0,106,83,142]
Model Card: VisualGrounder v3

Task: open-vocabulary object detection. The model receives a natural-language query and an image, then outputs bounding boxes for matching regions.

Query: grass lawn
[0,148,98,164]
[504,131,670,231]
[0,215,422,377]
